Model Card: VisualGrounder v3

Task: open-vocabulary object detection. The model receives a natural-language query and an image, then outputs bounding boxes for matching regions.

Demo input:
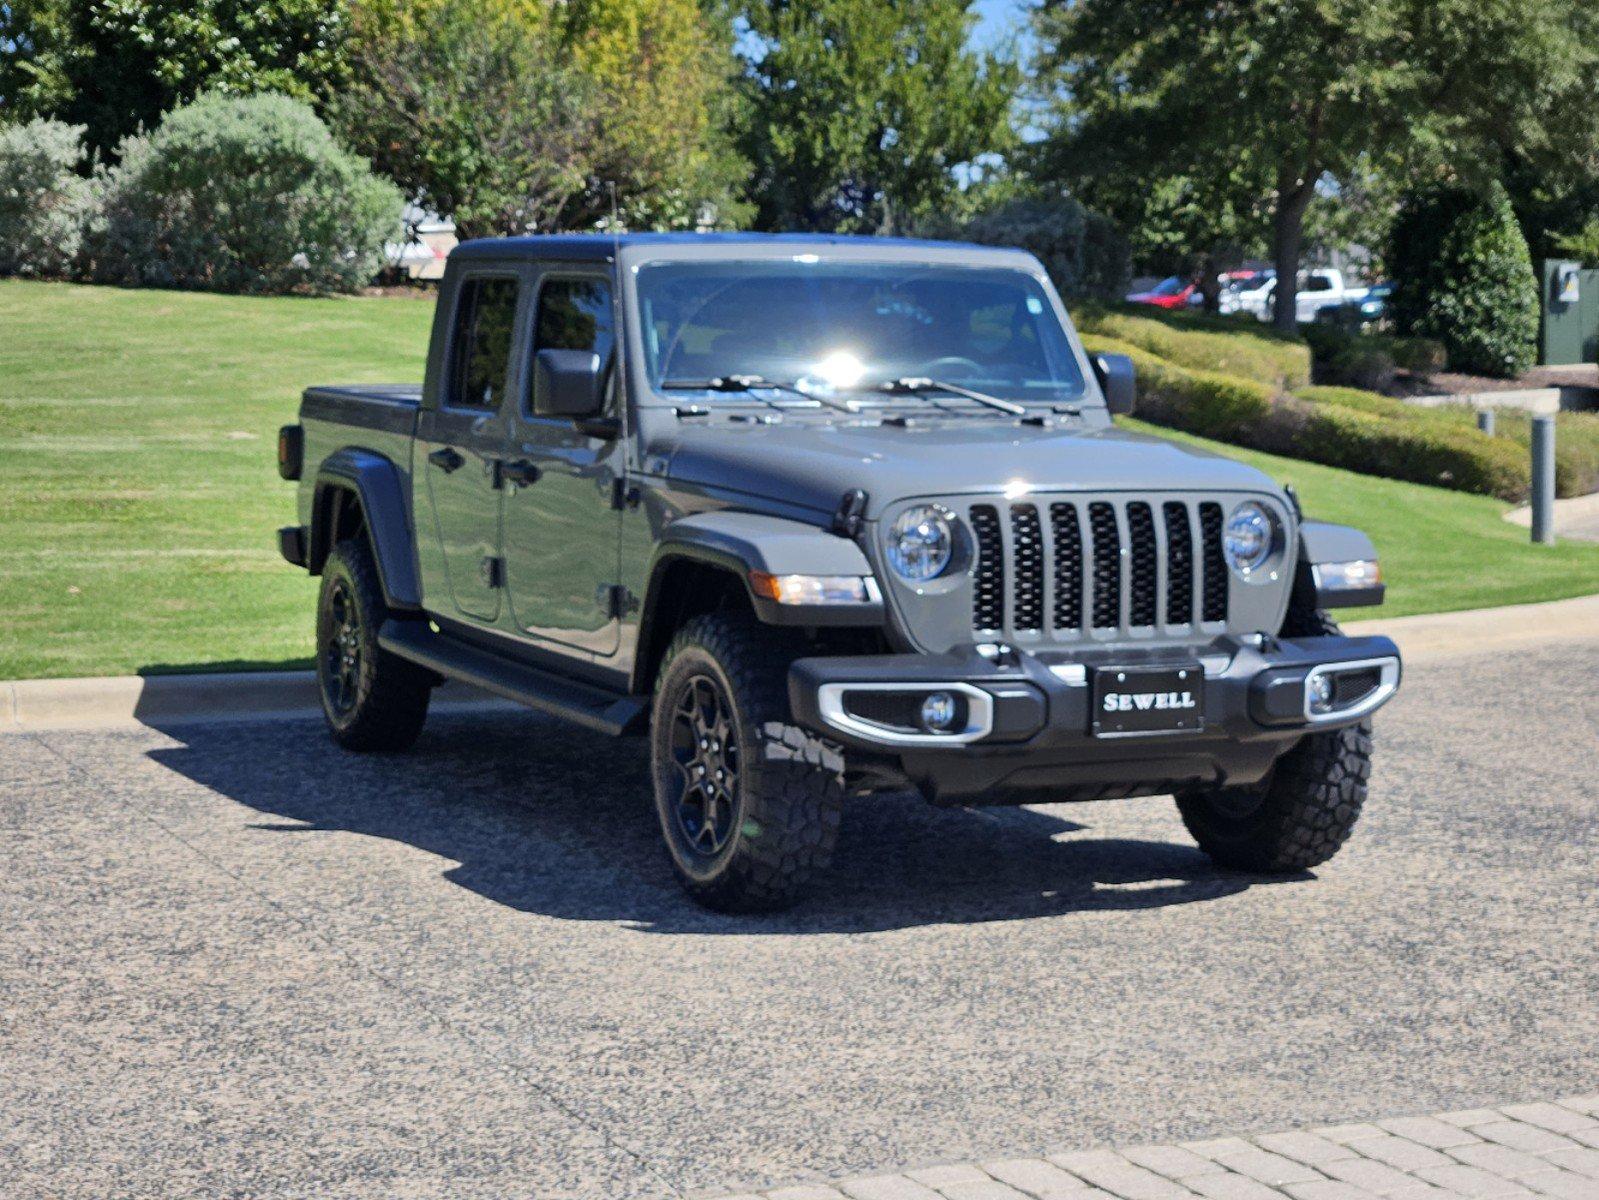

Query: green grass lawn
[0,280,433,679]
[2,280,1596,680]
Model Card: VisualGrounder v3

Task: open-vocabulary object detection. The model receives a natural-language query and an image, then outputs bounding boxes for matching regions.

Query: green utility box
[1540,258,1599,365]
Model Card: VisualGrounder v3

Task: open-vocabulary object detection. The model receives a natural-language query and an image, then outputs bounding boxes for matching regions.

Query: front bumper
[788,634,1401,805]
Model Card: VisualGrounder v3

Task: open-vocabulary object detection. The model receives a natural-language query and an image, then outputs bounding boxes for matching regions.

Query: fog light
[920,691,958,732]
[1308,672,1336,713]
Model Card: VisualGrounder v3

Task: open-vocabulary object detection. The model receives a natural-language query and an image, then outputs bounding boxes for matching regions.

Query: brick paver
[712,1098,1599,1200]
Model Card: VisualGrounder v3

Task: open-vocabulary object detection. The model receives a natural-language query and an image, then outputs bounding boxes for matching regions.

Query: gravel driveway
[2,640,1595,1198]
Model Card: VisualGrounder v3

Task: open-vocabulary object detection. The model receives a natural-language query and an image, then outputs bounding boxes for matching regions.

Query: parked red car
[1125,275,1196,309]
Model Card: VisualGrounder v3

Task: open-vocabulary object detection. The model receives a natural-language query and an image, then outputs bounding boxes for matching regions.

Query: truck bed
[301,384,422,435]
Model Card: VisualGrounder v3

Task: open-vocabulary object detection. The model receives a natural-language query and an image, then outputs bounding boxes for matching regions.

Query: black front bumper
[789,634,1401,805]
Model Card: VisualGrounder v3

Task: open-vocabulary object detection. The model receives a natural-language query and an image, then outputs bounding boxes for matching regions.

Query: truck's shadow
[146,710,1296,934]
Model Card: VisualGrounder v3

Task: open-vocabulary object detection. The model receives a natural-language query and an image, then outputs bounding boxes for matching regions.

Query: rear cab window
[448,276,521,409]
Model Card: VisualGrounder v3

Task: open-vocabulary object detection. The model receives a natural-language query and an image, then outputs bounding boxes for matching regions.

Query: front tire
[316,537,433,752]
[1176,605,1372,872]
[650,614,844,912]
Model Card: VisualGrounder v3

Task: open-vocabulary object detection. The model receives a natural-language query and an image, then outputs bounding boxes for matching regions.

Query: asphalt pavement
[2,639,1596,1198]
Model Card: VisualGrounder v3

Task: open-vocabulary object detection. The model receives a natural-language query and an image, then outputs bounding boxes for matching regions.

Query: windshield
[1150,276,1186,296]
[635,261,1087,402]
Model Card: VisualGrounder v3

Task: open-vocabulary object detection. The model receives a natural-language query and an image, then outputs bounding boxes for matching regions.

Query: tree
[1032,0,1599,334]
[0,0,350,158]
[734,0,1018,234]
[334,0,600,238]
[558,0,751,229]
[336,0,747,234]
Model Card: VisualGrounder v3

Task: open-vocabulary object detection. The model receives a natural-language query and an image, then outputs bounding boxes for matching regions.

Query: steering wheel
[919,355,984,379]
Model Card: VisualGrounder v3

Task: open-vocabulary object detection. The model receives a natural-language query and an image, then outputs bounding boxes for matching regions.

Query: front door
[502,271,624,655]
[417,273,521,623]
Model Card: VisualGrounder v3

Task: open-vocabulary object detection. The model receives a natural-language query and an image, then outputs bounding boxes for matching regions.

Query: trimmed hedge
[1082,331,1537,500]
[1389,182,1539,378]
[1293,388,1528,499]
[1302,322,1447,389]
[1079,334,1274,441]
[1077,307,1310,389]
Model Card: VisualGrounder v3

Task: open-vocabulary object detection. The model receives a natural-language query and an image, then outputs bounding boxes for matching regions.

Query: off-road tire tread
[319,537,432,753]
[653,614,844,912]
[1176,603,1372,872]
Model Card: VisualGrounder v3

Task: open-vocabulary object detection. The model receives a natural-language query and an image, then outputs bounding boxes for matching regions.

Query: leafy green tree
[558,0,751,228]
[1032,0,1599,333]
[336,0,746,234]
[735,0,1017,234]
[1,0,350,158]
[921,188,1130,300]
[1389,182,1539,378]
[334,0,599,238]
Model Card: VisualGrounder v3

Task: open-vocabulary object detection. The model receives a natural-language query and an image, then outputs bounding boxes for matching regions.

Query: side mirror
[1093,352,1136,415]
[534,348,603,419]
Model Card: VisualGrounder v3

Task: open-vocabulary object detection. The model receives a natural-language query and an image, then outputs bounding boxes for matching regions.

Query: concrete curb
[1,671,516,733]
[3,594,1595,733]
[1346,592,1599,662]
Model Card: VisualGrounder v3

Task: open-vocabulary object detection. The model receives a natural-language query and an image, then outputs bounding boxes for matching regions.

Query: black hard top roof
[448,231,1012,263]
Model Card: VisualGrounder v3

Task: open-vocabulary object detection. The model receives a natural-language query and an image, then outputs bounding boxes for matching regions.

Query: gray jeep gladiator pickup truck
[277,233,1400,911]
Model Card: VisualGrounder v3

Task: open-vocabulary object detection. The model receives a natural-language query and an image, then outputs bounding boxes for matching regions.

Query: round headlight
[1223,502,1276,576]
[887,505,953,581]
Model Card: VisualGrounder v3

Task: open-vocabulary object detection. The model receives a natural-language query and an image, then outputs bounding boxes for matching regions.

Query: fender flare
[310,448,422,611]
[633,510,885,688]
[1293,520,1384,609]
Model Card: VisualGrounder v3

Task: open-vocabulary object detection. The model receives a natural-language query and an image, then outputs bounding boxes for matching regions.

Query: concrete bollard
[1531,414,1555,545]
[1477,409,1495,436]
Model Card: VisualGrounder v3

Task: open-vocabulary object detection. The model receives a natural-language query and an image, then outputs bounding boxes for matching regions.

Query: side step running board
[378,620,647,737]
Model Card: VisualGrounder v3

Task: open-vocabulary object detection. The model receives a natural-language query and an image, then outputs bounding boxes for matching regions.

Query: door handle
[428,447,465,473]
[498,459,542,488]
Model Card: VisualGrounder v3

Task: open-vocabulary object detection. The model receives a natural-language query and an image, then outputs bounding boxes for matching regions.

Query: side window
[448,277,520,409]
[533,278,614,416]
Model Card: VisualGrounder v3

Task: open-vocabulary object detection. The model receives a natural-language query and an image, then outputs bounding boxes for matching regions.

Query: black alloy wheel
[667,674,741,858]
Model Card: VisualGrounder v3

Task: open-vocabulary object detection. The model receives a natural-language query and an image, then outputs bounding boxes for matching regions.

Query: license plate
[1091,666,1204,736]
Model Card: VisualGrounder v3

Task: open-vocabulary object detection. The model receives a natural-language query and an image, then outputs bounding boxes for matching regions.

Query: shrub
[1303,322,1446,389]
[1291,401,1529,499]
[1389,182,1539,378]
[1484,409,1599,498]
[1389,336,1447,374]
[89,92,402,295]
[0,118,95,278]
[1077,308,1310,389]
[1081,333,1277,442]
[1079,331,1535,500]
[940,193,1131,300]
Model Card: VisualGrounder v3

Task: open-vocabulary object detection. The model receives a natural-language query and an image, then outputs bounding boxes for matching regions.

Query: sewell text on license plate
[1090,666,1204,736]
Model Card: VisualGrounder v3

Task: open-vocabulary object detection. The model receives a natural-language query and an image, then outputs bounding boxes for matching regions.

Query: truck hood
[654,419,1280,517]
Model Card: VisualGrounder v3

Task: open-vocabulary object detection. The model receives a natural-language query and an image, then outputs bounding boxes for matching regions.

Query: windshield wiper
[660,375,858,413]
[881,376,1026,417]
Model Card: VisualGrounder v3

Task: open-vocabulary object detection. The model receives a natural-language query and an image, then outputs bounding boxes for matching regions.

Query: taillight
[278,425,303,481]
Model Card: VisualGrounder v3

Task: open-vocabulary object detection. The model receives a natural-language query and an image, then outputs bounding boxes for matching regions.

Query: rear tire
[1176,604,1372,872]
[316,537,433,752]
[650,614,844,912]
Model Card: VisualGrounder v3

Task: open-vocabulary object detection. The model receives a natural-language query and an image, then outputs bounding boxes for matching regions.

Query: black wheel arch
[308,448,423,613]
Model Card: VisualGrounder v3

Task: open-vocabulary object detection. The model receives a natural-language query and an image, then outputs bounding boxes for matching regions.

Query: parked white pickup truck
[1224,269,1367,324]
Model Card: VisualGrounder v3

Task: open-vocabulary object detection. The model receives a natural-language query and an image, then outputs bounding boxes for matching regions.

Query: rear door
[416,272,522,623]
[501,269,624,655]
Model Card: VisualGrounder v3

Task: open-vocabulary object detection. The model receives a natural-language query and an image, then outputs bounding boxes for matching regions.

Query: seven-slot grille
[971,497,1230,640]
